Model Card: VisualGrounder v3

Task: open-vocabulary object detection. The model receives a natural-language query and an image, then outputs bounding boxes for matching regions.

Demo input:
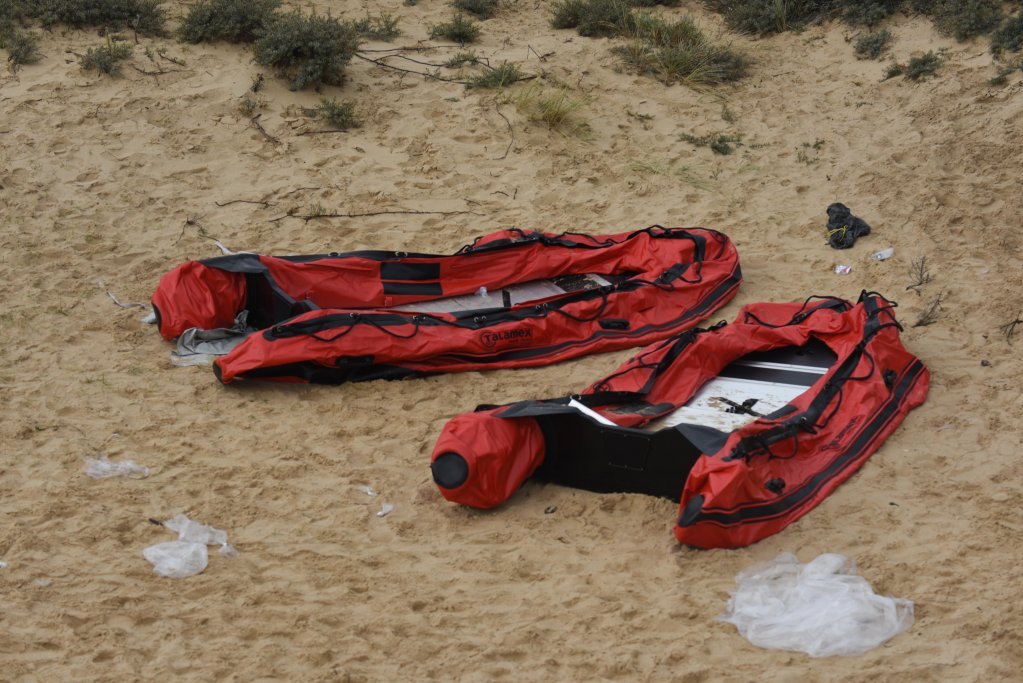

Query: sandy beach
[2,1,1022,679]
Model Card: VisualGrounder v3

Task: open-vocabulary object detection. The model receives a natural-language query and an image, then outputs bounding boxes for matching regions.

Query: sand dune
[1,1,1022,680]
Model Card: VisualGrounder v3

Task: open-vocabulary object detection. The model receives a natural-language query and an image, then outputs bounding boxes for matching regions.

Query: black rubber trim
[679,359,926,527]
[381,262,441,281]
[233,361,424,384]
[382,281,443,296]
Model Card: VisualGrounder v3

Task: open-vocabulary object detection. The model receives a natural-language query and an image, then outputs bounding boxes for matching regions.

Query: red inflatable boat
[151,226,741,384]
[430,292,929,548]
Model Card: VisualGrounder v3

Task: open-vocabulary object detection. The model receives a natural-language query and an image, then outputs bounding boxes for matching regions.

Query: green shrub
[630,0,681,6]
[81,39,132,74]
[550,0,634,37]
[854,29,892,59]
[351,13,400,41]
[317,97,360,129]
[706,0,827,36]
[35,0,167,36]
[453,0,498,19]
[253,11,359,90]
[883,60,903,79]
[465,61,522,88]
[1,0,34,28]
[1,28,39,65]
[905,50,941,79]
[178,0,280,43]
[613,14,748,85]
[991,13,1023,55]
[913,0,1002,41]
[445,50,479,67]
[840,0,902,27]
[679,130,741,154]
[551,0,585,29]
[429,12,480,43]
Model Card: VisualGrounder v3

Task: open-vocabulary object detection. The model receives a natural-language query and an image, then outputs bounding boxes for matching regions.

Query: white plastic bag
[143,541,209,578]
[83,455,150,479]
[719,553,913,657]
[143,515,236,578]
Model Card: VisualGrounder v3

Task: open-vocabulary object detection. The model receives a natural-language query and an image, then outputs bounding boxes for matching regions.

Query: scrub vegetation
[429,12,480,43]
[465,61,523,89]
[452,0,498,20]
[178,0,280,44]
[316,97,360,130]
[253,10,359,90]
[80,38,132,74]
[553,2,749,86]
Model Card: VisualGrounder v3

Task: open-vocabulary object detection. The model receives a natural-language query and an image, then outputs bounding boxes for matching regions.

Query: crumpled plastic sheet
[143,514,237,578]
[83,455,150,479]
[719,552,914,657]
[171,311,255,366]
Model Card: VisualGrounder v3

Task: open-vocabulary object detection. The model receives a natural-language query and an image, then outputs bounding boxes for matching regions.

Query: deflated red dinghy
[151,226,741,384]
[430,292,929,548]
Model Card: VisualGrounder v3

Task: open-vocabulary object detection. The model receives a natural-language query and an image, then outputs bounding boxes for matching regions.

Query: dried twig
[270,208,484,223]
[493,103,514,160]
[527,45,554,62]
[1000,312,1023,342]
[906,255,933,293]
[912,290,945,328]
[133,65,182,76]
[280,186,322,198]
[157,50,185,66]
[249,114,281,145]
[359,44,463,53]
[215,198,273,208]
[353,53,468,83]
[297,129,351,136]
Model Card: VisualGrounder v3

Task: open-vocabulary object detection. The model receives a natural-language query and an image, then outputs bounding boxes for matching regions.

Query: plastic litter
[34,578,52,587]
[356,484,379,497]
[83,455,150,479]
[141,310,157,324]
[377,503,394,518]
[719,552,913,657]
[171,311,255,366]
[143,541,209,578]
[0,560,7,569]
[144,514,236,578]
[871,248,895,261]
[825,203,871,249]
[476,286,488,298]
[834,264,852,275]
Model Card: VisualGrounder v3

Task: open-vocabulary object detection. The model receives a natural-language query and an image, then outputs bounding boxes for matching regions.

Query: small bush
[253,11,359,90]
[883,61,903,79]
[855,29,892,59]
[915,0,1002,41]
[630,0,680,6]
[465,61,523,88]
[840,0,902,27]
[35,0,167,36]
[989,64,1015,85]
[81,39,132,74]
[905,50,941,80]
[351,13,400,41]
[445,50,479,67]
[679,130,741,155]
[551,0,634,38]
[991,13,1023,55]
[430,12,480,43]
[317,97,360,129]
[453,0,498,20]
[237,96,262,116]
[513,83,587,131]
[1,28,38,65]
[613,14,749,85]
[178,0,280,44]
[706,0,827,36]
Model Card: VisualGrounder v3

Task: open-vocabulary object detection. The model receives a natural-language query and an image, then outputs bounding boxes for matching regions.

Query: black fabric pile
[825,203,871,249]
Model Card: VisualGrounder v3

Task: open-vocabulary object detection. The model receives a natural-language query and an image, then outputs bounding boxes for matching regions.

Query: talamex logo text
[480,328,533,348]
